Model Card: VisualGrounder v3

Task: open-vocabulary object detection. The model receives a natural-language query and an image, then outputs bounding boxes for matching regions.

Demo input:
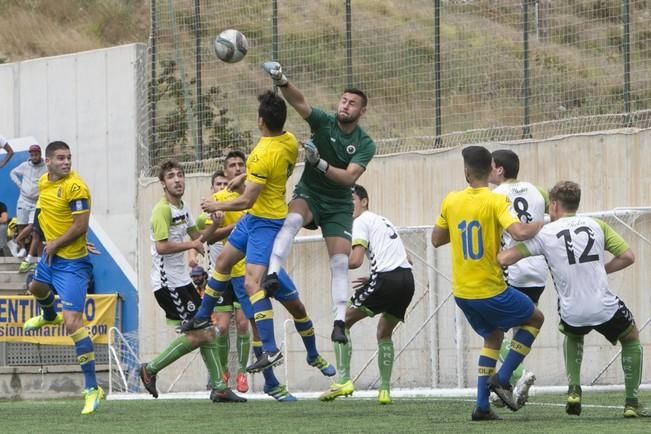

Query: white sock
[25,255,33,263]
[330,254,349,322]
[268,213,304,274]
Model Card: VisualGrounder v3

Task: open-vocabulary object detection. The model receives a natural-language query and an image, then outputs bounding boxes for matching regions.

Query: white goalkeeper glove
[262,61,288,87]
[303,140,329,173]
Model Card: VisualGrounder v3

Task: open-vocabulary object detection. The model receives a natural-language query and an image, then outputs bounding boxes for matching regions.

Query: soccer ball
[214,29,248,63]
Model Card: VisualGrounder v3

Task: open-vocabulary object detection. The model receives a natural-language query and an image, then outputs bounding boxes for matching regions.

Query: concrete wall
[0,43,145,270]
[136,128,651,392]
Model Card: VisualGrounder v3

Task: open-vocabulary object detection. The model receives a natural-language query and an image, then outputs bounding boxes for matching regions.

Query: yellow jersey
[246,132,298,219]
[214,188,246,278]
[37,170,91,260]
[435,187,518,299]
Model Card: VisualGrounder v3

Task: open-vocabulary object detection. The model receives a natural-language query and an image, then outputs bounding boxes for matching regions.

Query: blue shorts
[231,269,299,320]
[33,254,93,312]
[454,287,535,338]
[227,214,284,266]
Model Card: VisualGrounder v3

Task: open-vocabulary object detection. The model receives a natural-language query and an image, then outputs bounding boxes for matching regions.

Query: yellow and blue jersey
[246,132,298,220]
[435,187,518,299]
[214,188,246,278]
[37,171,90,260]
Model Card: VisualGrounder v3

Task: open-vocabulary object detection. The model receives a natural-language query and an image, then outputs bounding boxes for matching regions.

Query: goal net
[109,207,651,396]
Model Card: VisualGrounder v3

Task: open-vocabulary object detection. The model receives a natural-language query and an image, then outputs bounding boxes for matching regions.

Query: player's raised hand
[201,197,220,213]
[191,238,205,256]
[262,61,288,87]
[303,140,329,174]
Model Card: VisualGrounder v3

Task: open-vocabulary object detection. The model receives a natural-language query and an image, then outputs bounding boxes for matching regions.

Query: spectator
[0,135,14,169]
[10,144,47,264]
[0,201,9,256]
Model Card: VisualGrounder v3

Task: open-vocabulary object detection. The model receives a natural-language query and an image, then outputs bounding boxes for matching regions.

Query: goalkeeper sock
[267,213,303,275]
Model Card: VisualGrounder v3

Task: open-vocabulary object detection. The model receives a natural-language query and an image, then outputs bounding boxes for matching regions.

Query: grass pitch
[2,391,650,433]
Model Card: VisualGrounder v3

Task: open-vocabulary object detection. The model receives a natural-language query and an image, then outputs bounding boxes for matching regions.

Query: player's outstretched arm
[431,225,450,247]
[605,248,635,274]
[202,181,262,213]
[0,142,14,168]
[497,245,526,267]
[156,237,205,256]
[262,61,311,119]
[505,221,543,241]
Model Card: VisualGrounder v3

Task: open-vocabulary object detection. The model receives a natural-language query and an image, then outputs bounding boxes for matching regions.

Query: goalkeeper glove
[262,61,288,87]
[303,140,329,173]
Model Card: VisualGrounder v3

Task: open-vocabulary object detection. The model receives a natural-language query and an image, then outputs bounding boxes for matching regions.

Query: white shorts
[16,198,36,225]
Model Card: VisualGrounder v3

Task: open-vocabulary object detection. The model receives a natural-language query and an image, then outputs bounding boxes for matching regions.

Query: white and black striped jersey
[150,197,197,291]
[352,211,411,273]
[520,216,629,327]
[494,180,548,288]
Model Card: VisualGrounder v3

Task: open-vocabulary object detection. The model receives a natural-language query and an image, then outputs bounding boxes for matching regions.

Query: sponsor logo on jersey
[187,301,196,311]
[346,144,356,155]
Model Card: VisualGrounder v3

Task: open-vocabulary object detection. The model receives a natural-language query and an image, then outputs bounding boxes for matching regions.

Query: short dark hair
[353,184,369,202]
[158,159,184,181]
[492,149,520,179]
[343,88,368,108]
[224,150,246,169]
[211,170,225,186]
[549,181,581,212]
[45,141,70,157]
[462,146,492,180]
[258,90,287,132]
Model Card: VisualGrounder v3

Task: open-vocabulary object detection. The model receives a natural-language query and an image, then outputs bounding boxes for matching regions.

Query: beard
[336,112,359,124]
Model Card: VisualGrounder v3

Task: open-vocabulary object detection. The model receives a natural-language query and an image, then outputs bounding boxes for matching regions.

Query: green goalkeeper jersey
[297,107,376,203]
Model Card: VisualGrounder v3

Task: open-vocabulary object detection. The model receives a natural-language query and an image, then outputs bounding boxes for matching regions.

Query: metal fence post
[194,0,203,160]
[522,0,532,139]
[623,0,632,127]
[434,0,442,146]
[345,0,353,88]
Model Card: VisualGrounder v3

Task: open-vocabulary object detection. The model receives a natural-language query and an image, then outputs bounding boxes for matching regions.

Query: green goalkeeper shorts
[292,183,353,241]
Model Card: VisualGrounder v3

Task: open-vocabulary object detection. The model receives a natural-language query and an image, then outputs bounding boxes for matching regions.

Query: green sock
[200,338,227,391]
[147,334,195,374]
[335,329,352,383]
[563,334,584,386]
[236,334,251,373]
[621,339,642,404]
[377,339,394,391]
[216,333,230,376]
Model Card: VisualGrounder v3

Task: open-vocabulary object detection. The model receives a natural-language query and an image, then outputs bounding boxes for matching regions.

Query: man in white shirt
[10,144,47,267]
[498,180,648,418]
[488,149,548,408]
[319,184,415,405]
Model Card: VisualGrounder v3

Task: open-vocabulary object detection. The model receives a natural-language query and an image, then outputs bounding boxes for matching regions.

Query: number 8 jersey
[493,181,549,289]
[517,216,629,326]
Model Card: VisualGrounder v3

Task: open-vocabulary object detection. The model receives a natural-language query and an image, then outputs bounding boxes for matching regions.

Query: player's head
[45,141,71,179]
[190,266,208,288]
[211,170,227,193]
[257,90,287,134]
[158,159,185,199]
[489,149,519,184]
[223,150,246,180]
[352,184,369,219]
[337,88,367,125]
[28,144,42,164]
[549,180,581,220]
[462,145,492,184]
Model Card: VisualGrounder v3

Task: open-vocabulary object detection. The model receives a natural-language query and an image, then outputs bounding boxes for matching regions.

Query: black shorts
[154,283,202,322]
[350,267,415,321]
[558,298,635,345]
[511,285,545,305]
[214,281,238,312]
